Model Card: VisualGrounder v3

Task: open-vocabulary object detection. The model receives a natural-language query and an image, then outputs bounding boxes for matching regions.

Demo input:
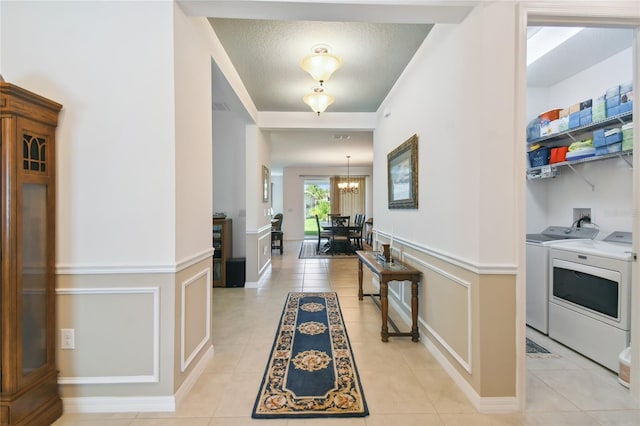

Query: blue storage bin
[528,147,550,167]
[569,112,581,129]
[527,124,541,141]
[620,82,632,94]
[596,142,622,156]
[620,100,633,114]
[593,129,606,148]
[605,132,623,145]
[579,115,592,126]
[606,85,620,98]
[607,106,620,117]
[579,107,592,118]
[606,95,620,108]
[526,117,542,142]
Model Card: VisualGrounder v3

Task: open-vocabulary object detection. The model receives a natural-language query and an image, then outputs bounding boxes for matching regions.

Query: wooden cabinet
[213,218,232,287]
[0,83,63,425]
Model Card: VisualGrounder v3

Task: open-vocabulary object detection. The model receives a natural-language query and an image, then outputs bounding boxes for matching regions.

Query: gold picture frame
[262,165,270,202]
[387,134,418,209]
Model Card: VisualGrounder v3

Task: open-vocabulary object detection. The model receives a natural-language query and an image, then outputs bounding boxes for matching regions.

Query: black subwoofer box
[226,257,245,287]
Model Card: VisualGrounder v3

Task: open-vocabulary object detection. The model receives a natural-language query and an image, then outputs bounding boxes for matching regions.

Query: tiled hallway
[54,240,639,425]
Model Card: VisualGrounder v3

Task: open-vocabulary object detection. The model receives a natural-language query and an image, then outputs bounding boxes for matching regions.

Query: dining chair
[271,213,284,254]
[315,215,331,253]
[349,214,366,249]
[365,217,374,245]
[329,215,351,255]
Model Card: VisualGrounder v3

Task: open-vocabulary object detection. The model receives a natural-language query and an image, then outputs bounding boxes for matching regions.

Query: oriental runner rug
[298,240,357,259]
[251,292,368,419]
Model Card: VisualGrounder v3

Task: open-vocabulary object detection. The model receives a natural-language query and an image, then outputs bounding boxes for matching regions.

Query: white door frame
[516,1,640,407]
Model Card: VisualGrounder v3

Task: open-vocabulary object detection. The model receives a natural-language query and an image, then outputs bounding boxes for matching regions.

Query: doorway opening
[303,179,331,239]
[524,21,637,406]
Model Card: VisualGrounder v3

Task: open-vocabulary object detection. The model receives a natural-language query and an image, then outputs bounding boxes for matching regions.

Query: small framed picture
[387,134,418,209]
[262,165,270,202]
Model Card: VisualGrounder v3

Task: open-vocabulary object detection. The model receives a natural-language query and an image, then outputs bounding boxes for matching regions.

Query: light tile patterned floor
[54,240,640,425]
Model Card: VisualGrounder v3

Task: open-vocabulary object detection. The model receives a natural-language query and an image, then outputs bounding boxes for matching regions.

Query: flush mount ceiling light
[303,85,335,116]
[300,44,342,85]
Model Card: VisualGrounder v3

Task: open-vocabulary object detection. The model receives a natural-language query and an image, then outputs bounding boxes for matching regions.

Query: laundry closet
[525,26,635,377]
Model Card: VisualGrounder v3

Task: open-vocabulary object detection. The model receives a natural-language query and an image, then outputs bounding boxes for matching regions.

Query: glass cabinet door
[21,183,49,374]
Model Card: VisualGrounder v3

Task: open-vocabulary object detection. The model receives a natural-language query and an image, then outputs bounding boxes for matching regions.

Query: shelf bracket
[565,162,595,191]
[619,152,633,168]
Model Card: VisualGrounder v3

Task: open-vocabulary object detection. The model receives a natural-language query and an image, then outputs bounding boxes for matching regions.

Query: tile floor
[54,240,640,425]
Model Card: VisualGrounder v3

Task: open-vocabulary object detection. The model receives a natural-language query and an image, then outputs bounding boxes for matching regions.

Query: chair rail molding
[375,231,517,275]
[56,247,214,275]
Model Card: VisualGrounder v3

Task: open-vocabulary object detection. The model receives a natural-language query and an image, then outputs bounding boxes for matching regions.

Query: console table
[356,250,421,342]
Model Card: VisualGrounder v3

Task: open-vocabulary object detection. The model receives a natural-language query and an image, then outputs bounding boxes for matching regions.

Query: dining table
[320,217,360,254]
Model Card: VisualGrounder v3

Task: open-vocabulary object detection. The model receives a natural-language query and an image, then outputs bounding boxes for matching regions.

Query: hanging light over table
[337,155,359,193]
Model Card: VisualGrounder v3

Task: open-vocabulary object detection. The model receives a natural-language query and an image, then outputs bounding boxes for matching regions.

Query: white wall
[282,165,373,241]
[1,0,177,269]
[526,47,633,236]
[213,111,247,257]
[245,126,271,231]
[375,1,518,267]
[1,1,219,408]
[174,3,215,264]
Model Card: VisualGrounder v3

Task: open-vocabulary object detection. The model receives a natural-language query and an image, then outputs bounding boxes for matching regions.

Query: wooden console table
[356,250,421,342]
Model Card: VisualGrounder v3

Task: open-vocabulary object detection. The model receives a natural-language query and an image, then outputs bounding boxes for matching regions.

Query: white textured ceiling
[208,18,433,112]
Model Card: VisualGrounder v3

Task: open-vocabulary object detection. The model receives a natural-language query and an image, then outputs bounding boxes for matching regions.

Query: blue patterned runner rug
[251,292,368,418]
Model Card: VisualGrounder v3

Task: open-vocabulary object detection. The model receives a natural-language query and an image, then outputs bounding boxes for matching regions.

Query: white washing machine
[526,226,598,334]
[548,231,633,372]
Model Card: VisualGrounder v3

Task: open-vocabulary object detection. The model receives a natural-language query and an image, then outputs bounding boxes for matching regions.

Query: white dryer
[548,232,633,372]
[526,226,598,334]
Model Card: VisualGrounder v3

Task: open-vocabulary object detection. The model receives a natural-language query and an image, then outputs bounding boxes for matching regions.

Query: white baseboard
[62,345,215,414]
[423,338,519,413]
[176,345,214,405]
[62,396,175,413]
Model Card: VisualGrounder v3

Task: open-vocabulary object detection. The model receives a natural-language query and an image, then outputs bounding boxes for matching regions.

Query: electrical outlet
[61,328,75,349]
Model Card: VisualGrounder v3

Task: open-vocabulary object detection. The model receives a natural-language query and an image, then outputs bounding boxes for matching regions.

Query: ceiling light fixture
[337,155,359,194]
[303,85,335,115]
[300,44,342,85]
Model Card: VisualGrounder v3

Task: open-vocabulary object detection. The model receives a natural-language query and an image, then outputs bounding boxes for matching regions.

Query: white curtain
[330,176,366,223]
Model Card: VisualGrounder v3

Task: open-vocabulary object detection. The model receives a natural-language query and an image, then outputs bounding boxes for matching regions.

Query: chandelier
[300,45,342,85]
[337,155,359,194]
[303,85,335,116]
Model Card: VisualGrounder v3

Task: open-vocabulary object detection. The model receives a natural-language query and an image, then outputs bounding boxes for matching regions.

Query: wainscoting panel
[257,228,272,274]
[402,253,472,373]
[180,268,211,372]
[57,287,160,384]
